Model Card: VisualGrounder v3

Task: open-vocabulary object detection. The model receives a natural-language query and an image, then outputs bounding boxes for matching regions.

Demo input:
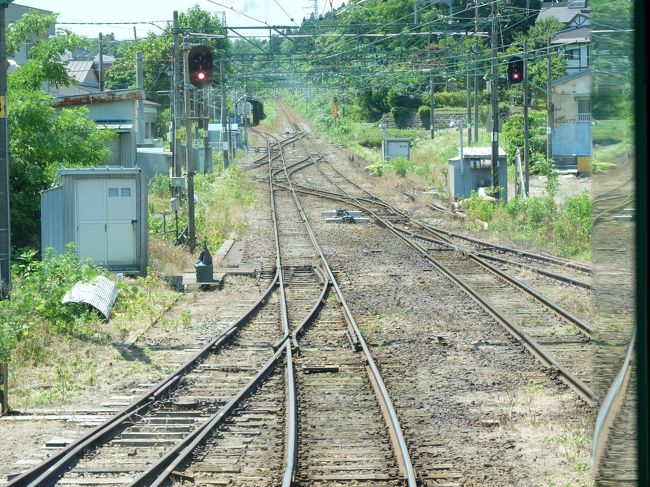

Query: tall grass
[471,191,592,258]
[147,166,257,262]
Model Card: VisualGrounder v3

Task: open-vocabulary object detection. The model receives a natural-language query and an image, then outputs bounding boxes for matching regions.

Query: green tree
[106,5,227,105]
[7,13,114,249]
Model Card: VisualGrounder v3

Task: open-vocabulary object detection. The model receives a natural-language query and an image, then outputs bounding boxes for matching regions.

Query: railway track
[5,273,284,486]
[592,334,636,487]
[275,108,597,405]
[8,120,419,486]
[272,129,414,486]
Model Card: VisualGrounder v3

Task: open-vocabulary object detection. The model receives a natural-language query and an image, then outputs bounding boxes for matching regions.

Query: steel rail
[267,134,299,487]
[286,108,595,438]
[274,157,597,405]
[283,112,584,280]
[247,127,302,167]
[276,173,595,337]
[291,277,331,348]
[396,228,591,289]
[6,270,278,487]
[420,220,593,274]
[398,229,594,336]
[276,128,419,486]
[289,181,596,404]
[591,331,636,471]
[278,121,592,277]
[6,273,280,487]
[475,252,591,289]
[129,344,289,487]
[128,128,306,487]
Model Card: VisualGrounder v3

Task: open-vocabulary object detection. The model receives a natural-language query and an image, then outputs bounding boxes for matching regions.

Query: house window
[566,49,578,60]
[577,98,591,121]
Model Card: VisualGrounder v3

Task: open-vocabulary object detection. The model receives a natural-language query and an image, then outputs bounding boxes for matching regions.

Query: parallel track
[276,108,597,405]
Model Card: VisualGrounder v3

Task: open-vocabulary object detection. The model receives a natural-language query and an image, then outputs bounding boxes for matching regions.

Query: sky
[14,0,345,40]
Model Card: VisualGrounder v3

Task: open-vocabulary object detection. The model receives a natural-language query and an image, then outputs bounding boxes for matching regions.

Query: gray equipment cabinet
[447,147,508,203]
[41,166,149,275]
[382,138,410,161]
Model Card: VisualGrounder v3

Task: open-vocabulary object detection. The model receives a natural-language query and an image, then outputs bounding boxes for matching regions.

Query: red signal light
[188,45,213,88]
[507,56,524,85]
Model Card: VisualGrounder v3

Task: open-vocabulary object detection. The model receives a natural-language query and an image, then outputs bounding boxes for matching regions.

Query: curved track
[274,107,597,405]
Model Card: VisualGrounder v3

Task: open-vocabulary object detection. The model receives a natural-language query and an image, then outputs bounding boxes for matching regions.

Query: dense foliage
[6,12,114,249]
[106,6,227,107]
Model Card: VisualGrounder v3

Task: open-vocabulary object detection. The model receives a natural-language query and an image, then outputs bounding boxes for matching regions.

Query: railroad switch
[322,208,369,224]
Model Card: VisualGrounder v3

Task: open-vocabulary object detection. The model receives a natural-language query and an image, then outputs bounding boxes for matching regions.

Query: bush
[0,246,102,361]
[365,162,386,176]
[554,192,591,255]
[465,191,495,222]
[488,193,590,257]
[390,157,412,177]
[434,91,466,107]
[418,105,431,129]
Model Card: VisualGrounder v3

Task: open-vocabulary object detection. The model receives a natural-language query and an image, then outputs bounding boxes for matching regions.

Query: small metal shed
[447,147,508,203]
[41,166,148,275]
[382,138,410,161]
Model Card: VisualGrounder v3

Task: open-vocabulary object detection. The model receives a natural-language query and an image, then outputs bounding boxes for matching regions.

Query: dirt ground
[0,110,612,486]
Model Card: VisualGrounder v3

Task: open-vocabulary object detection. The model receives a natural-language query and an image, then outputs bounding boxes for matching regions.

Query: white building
[537,1,591,74]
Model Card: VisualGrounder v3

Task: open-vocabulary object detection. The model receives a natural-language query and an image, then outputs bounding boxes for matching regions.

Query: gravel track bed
[280,117,594,485]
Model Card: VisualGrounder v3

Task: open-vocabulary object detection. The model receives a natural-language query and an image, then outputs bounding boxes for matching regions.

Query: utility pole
[183,41,197,253]
[466,50,472,145]
[414,0,419,24]
[546,35,553,164]
[474,1,479,142]
[523,39,530,196]
[429,76,434,139]
[172,11,181,178]
[135,52,145,146]
[203,91,210,173]
[490,0,500,196]
[0,2,12,297]
[98,33,104,91]
[458,119,464,175]
[220,59,229,168]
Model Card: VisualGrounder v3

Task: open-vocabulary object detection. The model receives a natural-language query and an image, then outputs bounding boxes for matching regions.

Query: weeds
[480,192,591,258]
[0,246,101,362]
[390,157,412,177]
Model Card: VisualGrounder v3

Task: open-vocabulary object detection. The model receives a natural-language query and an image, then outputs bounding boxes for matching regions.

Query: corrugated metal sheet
[41,187,65,254]
[51,90,140,108]
[66,60,95,84]
[57,166,142,177]
[62,276,118,319]
[87,99,135,124]
[136,149,172,179]
[96,122,133,131]
[536,4,589,24]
